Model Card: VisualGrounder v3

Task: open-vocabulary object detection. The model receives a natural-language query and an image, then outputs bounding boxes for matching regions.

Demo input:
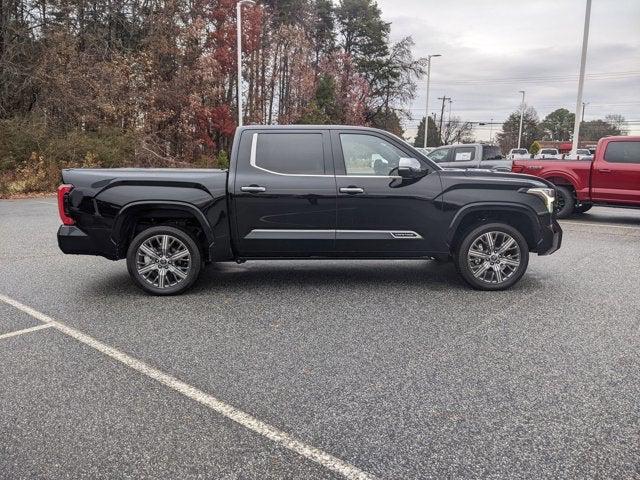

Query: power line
[416,70,640,84]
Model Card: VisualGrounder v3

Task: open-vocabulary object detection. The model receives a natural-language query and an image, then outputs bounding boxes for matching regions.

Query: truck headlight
[526,187,555,213]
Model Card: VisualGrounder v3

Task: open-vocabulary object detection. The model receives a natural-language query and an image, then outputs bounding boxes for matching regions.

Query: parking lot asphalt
[1,198,639,479]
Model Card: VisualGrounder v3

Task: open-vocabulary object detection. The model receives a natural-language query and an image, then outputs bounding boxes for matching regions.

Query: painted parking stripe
[560,221,640,230]
[0,293,375,480]
[0,323,53,341]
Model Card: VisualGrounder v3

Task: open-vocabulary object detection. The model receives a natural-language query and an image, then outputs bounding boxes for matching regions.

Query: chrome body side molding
[245,229,423,240]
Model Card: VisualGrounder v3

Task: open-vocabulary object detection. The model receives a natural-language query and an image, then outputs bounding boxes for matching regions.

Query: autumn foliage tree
[0,0,426,195]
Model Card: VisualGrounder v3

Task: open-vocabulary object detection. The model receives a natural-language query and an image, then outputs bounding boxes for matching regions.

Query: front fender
[446,201,541,246]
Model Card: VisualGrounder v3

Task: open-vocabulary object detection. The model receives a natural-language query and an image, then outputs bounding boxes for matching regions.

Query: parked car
[58,125,562,294]
[564,148,594,160]
[512,136,640,217]
[427,144,512,171]
[507,148,530,159]
[535,148,562,159]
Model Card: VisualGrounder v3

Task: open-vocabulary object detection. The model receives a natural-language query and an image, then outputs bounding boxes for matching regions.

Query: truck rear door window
[604,141,640,164]
[255,133,325,174]
[482,146,503,160]
[453,147,475,161]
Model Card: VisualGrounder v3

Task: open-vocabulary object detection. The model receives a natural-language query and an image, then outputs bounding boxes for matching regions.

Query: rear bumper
[536,217,562,255]
[57,225,118,259]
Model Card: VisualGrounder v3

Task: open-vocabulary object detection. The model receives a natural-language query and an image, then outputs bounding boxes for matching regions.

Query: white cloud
[377,0,640,140]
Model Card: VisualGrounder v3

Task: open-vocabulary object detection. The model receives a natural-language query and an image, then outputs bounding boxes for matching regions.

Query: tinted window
[453,147,475,161]
[428,147,450,163]
[604,141,640,164]
[540,149,557,155]
[482,146,503,160]
[340,133,408,175]
[255,133,325,174]
[512,149,527,154]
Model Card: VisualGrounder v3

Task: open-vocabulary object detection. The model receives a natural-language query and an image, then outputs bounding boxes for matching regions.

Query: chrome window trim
[249,133,401,179]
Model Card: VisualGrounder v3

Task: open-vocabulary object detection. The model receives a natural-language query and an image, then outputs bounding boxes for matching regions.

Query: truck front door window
[254,133,326,174]
[427,148,450,163]
[339,134,405,176]
[604,141,640,164]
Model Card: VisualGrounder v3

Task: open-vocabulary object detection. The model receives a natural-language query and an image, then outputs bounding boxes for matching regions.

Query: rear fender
[112,201,216,260]
[539,170,586,198]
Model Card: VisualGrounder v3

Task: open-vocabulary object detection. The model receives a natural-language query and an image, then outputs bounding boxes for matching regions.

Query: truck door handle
[597,168,611,173]
[241,186,266,193]
[339,187,364,194]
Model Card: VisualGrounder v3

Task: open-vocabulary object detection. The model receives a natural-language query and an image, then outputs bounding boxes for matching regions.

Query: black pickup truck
[57,125,562,295]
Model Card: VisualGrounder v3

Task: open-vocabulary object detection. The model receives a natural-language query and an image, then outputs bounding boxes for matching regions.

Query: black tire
[126,225,202,296]
[553,185,575,218]
[574,203,593,214]
[455,223,529,291]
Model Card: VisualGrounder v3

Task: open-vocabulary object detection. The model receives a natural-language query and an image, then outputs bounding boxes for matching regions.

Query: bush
[530,140,541,155]
[215,150,229,169]
[0,116,137,197]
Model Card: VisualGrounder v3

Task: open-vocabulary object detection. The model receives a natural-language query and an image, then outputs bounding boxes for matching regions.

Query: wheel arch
[448,203,541,253]
[112,201,215,260]
[541,172,579,192]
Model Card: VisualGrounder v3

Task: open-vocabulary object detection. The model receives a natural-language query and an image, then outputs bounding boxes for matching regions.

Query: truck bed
[511,158,593,200]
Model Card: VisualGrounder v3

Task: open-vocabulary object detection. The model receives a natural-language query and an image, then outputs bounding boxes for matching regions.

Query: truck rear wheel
[126,225,202,296]
[455,223,529,291]
[574,203,593,214]
[553,185,575,218]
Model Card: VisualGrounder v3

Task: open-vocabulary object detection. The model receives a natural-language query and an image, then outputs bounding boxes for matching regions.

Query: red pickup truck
[512,136,640,217]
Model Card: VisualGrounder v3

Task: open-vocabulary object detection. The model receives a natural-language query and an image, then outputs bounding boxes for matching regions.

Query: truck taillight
[57,184,75,225]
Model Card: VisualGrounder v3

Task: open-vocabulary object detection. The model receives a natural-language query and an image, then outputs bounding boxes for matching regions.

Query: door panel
[332,130,444,256]
[590,140,640,205]
[232,129,337,255]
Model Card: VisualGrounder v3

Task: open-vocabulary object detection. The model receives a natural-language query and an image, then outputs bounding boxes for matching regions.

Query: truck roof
[237,125,385,132]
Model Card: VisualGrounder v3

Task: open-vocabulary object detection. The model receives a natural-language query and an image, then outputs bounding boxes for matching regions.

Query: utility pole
[423,54,442,148]
[517,90,526,149]
[571,0,592,153]
[489,118,494,143]
[447,98,453,125]
[236,0,256,127]
[437,96,450,144]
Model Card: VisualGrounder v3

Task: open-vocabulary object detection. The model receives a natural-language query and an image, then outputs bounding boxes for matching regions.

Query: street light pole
[236,0,256,127]
[581,101,589,122]
[571,0,592,153]
[517,90,526,149]
[489,118,494,143]
[423,54,441,148]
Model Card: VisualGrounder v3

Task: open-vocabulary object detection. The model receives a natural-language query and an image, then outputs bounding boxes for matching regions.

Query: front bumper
[57,225,118,259]
[536,217,562,255]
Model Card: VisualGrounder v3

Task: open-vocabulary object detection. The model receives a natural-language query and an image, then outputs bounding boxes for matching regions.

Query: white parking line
[0,323,53,340]
[0,293,375,480]
[560,221,640,230]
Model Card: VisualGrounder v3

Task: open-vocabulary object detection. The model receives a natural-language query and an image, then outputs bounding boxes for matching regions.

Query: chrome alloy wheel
[136,234,191,289]
[466,231,521,284]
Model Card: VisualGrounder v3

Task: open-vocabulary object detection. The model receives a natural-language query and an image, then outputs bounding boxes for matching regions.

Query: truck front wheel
[553,185,575,218]
[126,225,202,295]
[455,223,529,291]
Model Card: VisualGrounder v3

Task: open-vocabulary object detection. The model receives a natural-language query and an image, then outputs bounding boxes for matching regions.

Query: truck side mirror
[398,158,422,178]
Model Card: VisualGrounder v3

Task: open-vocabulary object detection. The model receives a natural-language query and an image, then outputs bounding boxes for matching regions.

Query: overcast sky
[376,0,640,141]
